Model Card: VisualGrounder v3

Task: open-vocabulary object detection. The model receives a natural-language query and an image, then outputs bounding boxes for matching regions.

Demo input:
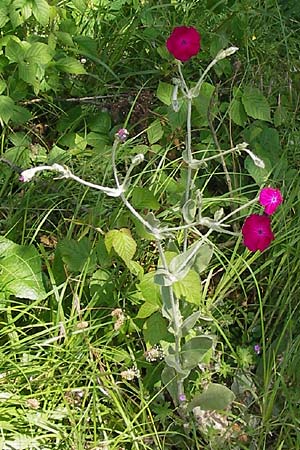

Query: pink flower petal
[242,214,274,252]
[259,187,283,215]
[166,26,201,62]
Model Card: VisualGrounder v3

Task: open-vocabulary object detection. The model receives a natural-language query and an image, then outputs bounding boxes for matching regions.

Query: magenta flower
[166,26,201,62]
[242,214,274,252]
[259,187,283,215]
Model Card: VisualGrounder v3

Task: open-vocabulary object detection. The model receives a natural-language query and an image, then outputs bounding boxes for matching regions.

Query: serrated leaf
[242,87,271,122]
[188,383,235,411]
[156,81,173,105]
[58,237,96,273]
[181,336,213,370]
[147,119,163,145]
[25,42,52,64]
[32,0,50,26]
[0,237,46,300]
[105,228,136,266]
[5,39,25,63]
[55,57,86,74]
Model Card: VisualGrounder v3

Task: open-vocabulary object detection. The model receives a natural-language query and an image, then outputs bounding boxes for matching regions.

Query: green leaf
[0,96,15,124]
[55,57,86,74]
[143,312,172,346]
[0,5,9,28]
[161,366,178,404]
[156,81,173,106]
[182,199,196,224]
[147,119,163,145]
[188,383,235,411]
[136,301,159,319]
[242,87,271,122]
[0,236,46,300]
[193,82,215,126]
[132,187,160,210]
[229,97,247,126]
[174,269,201,305]
[58,237,96,273]
[105,228,136,266]
[138,272,161,305]
[244,155,271,185]
[193,243,214,274]
[5,39,25,63]
[181,311,202,336]
[25,42,52,64]
[169,241,204,281]
[181,336,213,370]
[32,0,50,26]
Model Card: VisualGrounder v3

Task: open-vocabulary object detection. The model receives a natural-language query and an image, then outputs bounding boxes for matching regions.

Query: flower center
[181,39,187,45]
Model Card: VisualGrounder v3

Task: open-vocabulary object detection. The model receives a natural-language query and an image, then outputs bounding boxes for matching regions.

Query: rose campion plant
[259,187,283,215]
[166,26,201,62]
[242,214,275,252]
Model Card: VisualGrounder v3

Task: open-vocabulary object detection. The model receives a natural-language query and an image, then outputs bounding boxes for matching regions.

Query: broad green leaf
[188,383,235,411]
[86,132,109,148]
[169,241,204,281]
[72,0,87,12]
[242,87,271,122]
[229,97,247,126]
[25,42,52,64]
[18,61,38,85]
[174,269,201,305]
[244,155,271,185]
[55,31,74,47]
[126,260,143,278]
[147,119,163,145]
[161,366,178,404]
[193,243,214,274]
[156,81,173,106]
[132,186,160,210]
[138,272,161,306]
[143,312,172,346]
[136,301,159,319]
[182,199,196,224]
[5,39,25,63]
[105,228,136,266]
[55,57,86,74]
[192,82,215,126]
[0,236,46,300]
[10,104,31,124]
[181,336,213,370]
[0,96,14,123]
[0,6,9,28]
[58,237,96,273]
[32,0,50,26]
[181,311,202,336]
[0,80,6,95]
